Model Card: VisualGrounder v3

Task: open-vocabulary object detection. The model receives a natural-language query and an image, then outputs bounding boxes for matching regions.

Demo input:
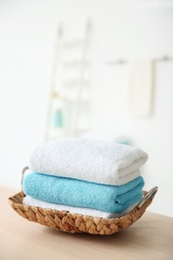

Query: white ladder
[45,19,92,141]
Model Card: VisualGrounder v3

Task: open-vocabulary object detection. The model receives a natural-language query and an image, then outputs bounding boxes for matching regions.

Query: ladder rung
[62,79,90,86]
[62,39,84,48]
[62,60,90,68]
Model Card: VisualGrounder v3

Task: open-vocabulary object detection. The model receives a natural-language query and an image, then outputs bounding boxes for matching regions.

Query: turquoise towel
[23,173,144,213]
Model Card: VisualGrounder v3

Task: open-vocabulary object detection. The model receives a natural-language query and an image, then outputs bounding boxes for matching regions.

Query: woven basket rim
[8,189,157,235]
[8,190,149,219]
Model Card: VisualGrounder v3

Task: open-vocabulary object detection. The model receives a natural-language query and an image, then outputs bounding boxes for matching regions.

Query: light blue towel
[23,173,144,213]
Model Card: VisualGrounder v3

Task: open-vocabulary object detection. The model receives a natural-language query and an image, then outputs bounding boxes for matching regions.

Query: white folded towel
[23,195,139,219]
[29,137,148,185]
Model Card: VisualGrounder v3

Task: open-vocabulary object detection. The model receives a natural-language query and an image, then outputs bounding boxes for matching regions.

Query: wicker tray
[8,187,158,235]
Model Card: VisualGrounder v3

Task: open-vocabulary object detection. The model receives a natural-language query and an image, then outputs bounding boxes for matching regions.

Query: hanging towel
[129,60,154,117]
[23,195,140,219]
[28,138,148,185]
[23,173,144,213]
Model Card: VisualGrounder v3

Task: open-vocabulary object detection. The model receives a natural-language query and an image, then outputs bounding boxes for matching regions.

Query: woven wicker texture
[8,190,156,235]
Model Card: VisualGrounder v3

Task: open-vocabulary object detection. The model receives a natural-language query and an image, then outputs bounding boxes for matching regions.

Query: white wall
[0,0,173,216]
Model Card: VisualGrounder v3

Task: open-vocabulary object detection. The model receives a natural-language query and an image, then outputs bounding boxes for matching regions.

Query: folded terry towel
[23,195,140,219]
[29,138,148,185]
[23,173,144,212]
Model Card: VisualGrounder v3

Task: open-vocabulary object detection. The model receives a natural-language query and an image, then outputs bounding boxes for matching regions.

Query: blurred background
[0,0,173,217]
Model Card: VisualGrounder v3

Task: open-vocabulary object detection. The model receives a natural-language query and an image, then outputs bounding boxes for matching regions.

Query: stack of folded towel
[23,138,148,218]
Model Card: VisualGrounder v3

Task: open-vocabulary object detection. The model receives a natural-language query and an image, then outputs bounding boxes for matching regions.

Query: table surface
[1,186,173,260]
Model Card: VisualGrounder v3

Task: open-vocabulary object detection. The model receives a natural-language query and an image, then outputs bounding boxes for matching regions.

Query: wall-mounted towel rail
[106,56,173,65]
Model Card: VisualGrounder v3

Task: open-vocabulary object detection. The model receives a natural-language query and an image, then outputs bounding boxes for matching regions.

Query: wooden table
[0,186,173,260]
